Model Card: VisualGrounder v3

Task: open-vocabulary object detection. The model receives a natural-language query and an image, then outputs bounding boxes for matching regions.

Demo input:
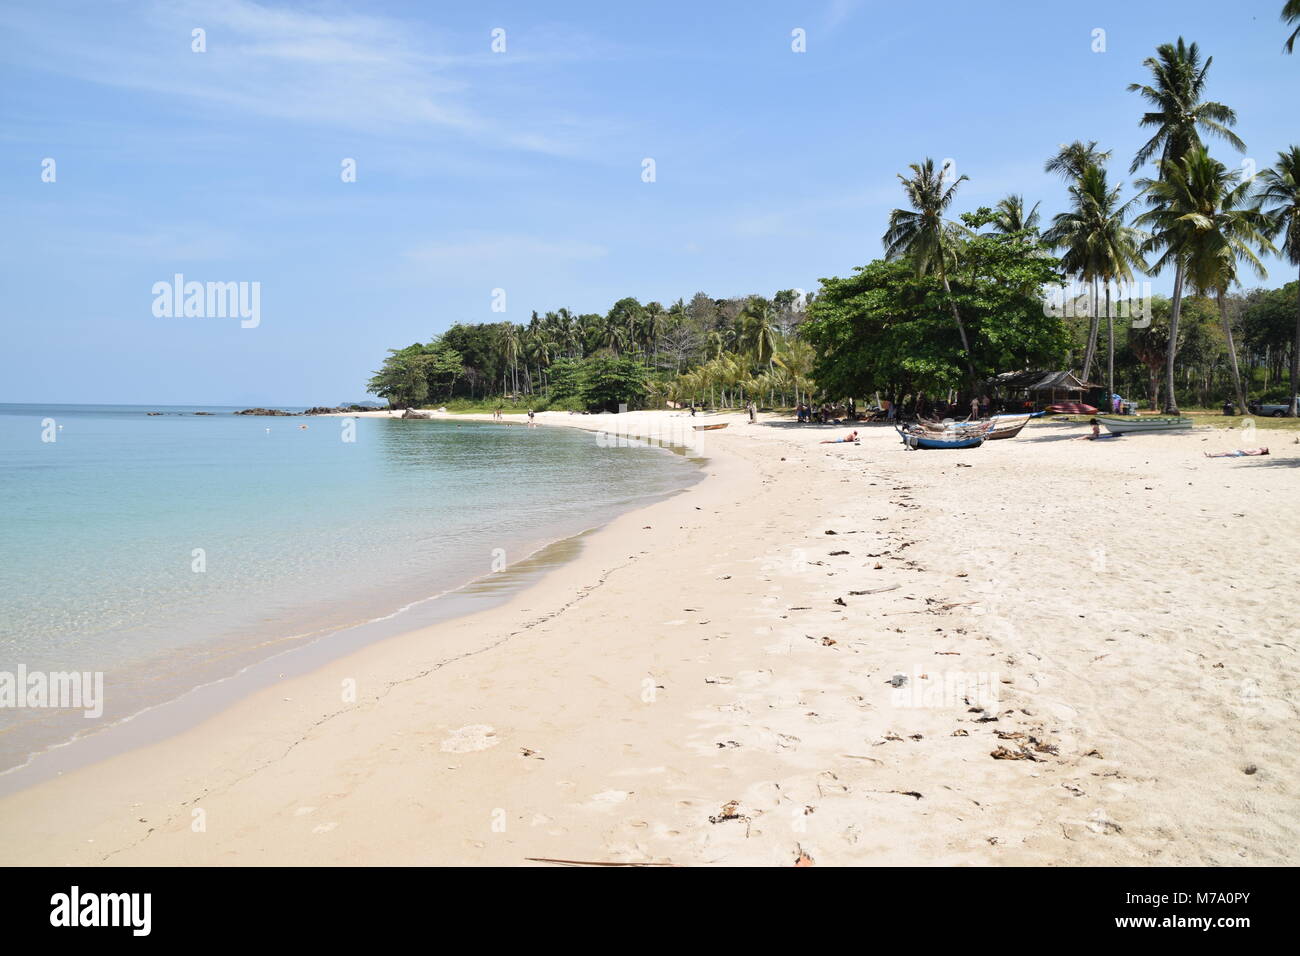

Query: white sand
[0,410,1296,866]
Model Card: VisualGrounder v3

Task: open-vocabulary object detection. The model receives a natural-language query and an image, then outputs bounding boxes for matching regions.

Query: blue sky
[2,0,1296,405]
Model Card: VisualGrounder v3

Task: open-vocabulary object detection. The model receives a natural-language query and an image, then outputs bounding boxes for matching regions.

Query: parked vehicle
[1249,401,1296,418]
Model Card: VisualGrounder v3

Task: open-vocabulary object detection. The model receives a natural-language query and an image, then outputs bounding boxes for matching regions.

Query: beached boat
[897,424,990,450]
[692,422,728,431]
[1097,415,1193,435]
[985,413,1032,440]
[1046,401,1097,415]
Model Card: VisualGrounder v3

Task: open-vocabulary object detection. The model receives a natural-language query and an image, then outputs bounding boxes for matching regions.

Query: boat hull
[898,426,986,449]
[1097,415,1192,434]
[984,414,1031,440]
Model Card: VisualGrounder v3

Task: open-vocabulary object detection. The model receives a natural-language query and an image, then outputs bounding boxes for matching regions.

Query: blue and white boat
[897,423,990,449]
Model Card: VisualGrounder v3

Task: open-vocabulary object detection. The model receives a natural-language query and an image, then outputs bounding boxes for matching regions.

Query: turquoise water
[0,404,701,771]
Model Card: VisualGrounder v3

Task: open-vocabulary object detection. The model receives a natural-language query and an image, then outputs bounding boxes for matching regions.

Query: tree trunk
[1106,282,1115,405]
[1216,291,1248,415]
[1081,277,1101,383]
[939,271,977,383]
[1164,262,1185,415]
[1291,264,1300,417]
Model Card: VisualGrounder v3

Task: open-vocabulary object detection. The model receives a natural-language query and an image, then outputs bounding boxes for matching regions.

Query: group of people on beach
[491,407,537,427]
[796,401,856,424]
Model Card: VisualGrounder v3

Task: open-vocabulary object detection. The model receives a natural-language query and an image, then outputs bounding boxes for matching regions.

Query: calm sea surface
[0,404,701,772]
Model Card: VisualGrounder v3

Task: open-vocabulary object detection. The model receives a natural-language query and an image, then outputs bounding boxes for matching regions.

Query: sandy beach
[1,409,1296,866]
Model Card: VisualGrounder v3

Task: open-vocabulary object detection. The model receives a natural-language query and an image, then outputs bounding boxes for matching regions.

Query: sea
[0,403,703,780]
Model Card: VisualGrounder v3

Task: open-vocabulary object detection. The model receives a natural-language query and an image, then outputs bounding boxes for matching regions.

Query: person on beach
[527,409,536,427]
[820,430,859,444]
[1204,447,1269,458]
[1076,418,1103,440]
[747,402,756,423]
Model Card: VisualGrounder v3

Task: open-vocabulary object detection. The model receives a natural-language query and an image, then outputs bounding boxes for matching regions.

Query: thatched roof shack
[989,370,1095,411]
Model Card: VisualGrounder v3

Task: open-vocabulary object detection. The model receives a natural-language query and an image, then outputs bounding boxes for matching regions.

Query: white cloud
[0,0,581,155]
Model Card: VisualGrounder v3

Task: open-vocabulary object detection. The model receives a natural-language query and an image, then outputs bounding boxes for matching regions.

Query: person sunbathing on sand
[1204,447,1269,458]
[821,430,859,444]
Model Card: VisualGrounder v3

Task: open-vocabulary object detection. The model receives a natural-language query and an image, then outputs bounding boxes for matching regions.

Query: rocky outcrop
[234,405,384,417]
[400,409,432,419]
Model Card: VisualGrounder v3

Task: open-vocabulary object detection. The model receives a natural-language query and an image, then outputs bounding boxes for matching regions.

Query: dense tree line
[366,290,815,411]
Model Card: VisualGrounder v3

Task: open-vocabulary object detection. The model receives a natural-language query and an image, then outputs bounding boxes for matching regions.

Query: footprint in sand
[312,822,338,834]
[440,724,500,753]
[293,806,317,817]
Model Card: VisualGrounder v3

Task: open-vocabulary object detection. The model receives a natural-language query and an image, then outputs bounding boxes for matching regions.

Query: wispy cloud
[0,0,586,155]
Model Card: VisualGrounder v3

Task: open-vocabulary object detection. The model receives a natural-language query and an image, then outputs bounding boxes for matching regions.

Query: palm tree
[990,194,1041,235]
[1285,0,1300,53]
[643,302,666,368]
[773,339,816,406]
[1136,149,1259,414]
[1160,149,1274,414]
[1257,146,1300,415]
[1045,141,1112,181]
[1127,38,1245,175]
[740,298,780,367]
[883,158,976,380]
[1043,164,1147,389]
[499,323,522,396]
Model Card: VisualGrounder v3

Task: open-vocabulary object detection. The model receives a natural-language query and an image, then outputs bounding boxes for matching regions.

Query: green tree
[1127,38,1244,175]
[1257,146,1300,414]
[1137,149,1272,413]
[1285,0,1300,53]
[1042,164,1148,395]
[883,158,976,380]
[990,194,1041,235]
[1171,149,1273,412]
[805,229,1068,402]
[580,355,651,412]
[1045,141,1112,181]
[366,344,431,407]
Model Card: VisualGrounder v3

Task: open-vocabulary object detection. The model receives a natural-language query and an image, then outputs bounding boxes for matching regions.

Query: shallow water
[0,404,702,772]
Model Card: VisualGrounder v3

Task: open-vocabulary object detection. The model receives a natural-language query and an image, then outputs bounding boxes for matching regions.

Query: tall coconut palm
[883,158,976,380]
[1043,164,1147,389]
[643,302,666,368]
[1285,0,1300,53]
[990,194,1041,235]
[1127,38,1245,175]
[499,323,522,396]
[1136,149,1255,414]
[1045,141,1112,181]
[740,298,780,368]
[1257,146,1300,415]
[1159,149,1273,414]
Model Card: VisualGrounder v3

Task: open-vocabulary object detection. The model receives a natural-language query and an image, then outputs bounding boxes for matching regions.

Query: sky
[1,0,1296,405]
